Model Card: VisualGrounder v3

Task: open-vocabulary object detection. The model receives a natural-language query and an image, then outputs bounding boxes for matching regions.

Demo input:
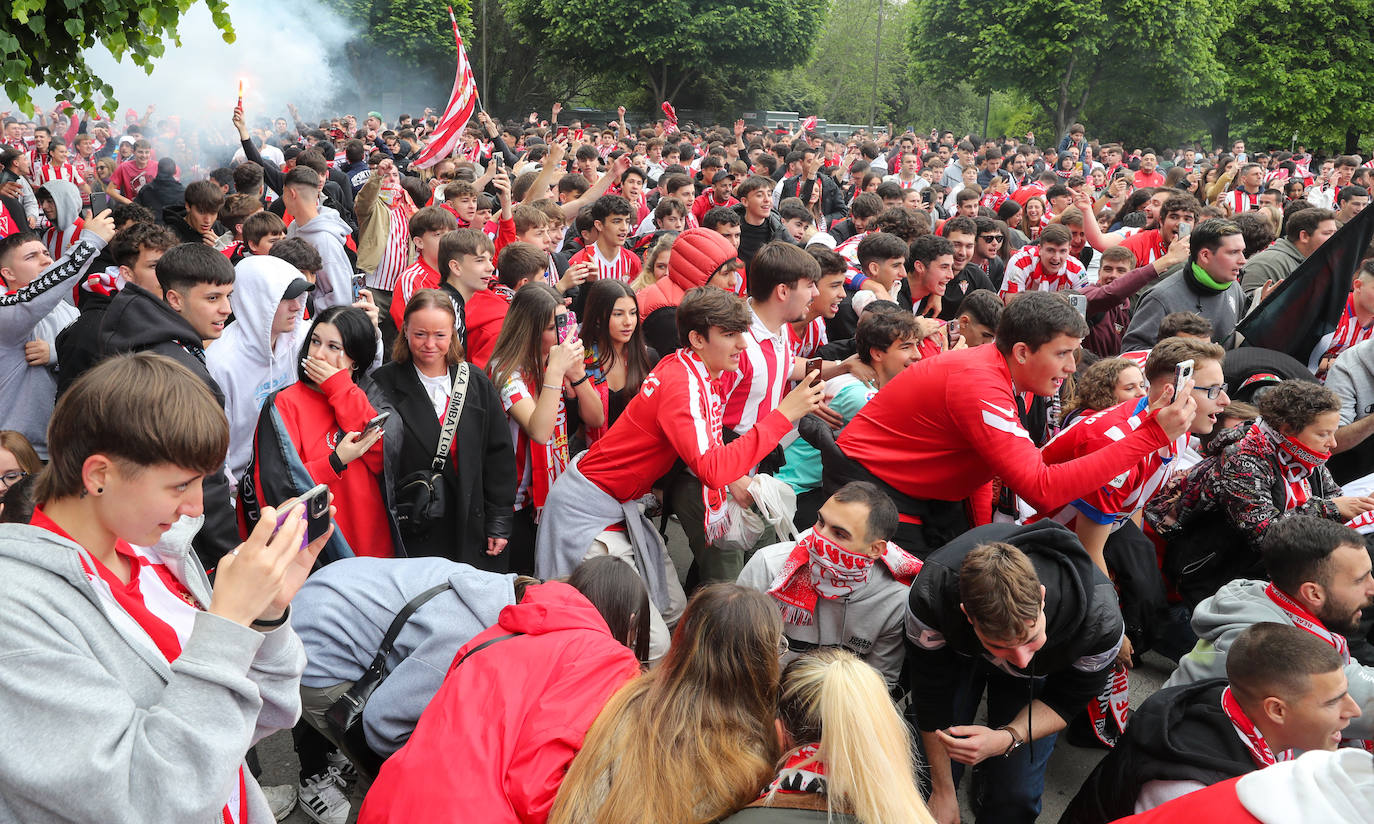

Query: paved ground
[258,517,1175,823]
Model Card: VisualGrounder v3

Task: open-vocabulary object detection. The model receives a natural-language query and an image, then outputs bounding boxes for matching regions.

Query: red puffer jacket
[357,581,641,824]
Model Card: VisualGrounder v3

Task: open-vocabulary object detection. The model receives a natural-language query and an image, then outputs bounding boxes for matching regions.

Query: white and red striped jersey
[568,242,642,284]
[30,158,86,189]
[1224,189,1261,215]
[43,218,83,259]
[1120,349,1151,368]
[720,308,792,437]
[1315,294,1374,379]
[835,230,869,289]
[1038,397,1184,529]
[788,316,827,359]
[999,244,1087,298]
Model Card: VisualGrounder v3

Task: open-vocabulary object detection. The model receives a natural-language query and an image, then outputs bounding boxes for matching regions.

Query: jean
[920,656,1057,824]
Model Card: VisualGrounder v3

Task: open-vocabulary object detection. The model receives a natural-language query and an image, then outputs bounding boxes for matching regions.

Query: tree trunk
[1345,128,1361,155]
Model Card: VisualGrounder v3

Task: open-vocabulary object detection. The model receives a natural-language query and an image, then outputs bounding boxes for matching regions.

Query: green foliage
[2,0,235,116]
[1218,0,1374,151]
[319,0,468,63]
[773,0,911,124]
[499,0,827,104]
[908,0,1235,136]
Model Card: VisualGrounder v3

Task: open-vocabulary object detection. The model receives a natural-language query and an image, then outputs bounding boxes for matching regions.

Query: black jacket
[98,283,239,567]
[134,173,185,223]
[780,174,848,226]
[732,203,795,265]
[1059,679,1255,824]
[367,361,516,568]
[906,521,1124,731]
[937,264,996,321]
[54,285,114,398]
[162,203,227,246]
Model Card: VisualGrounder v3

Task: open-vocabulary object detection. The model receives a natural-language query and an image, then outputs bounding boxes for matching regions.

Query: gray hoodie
[0,230,103,458]
[288,207,355,311]
[290,556,516,755]
[1165,578,1374,739]
[0,516,306,823]
[737,532,911,690]
[1240,237,1306,298]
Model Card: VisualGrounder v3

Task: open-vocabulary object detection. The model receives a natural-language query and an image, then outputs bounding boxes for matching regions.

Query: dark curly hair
[1256,379,1339,435]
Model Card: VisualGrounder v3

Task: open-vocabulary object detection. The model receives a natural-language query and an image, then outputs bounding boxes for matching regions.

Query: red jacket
[358,581,640,824]
[836,342,1171,513]
[1113,776,1258,823]
[464,287,513,369]
[576,351,793,502]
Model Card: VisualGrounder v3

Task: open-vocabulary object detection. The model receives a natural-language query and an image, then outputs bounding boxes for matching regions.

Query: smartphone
[491,153,503,169]
[805,356,824,384]
[556,126,569,138]
[1173,359,1195,398]
[1177,221,1192,237]
[555,310,577,343]
[574,128,585,142]
[362,410,391,435]
[1068,293,1088,318]
[89,190,109,214]
[274,483,332,548]
[351,273,366,300]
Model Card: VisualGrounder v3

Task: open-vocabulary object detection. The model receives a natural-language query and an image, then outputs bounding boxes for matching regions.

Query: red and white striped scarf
[1250,419,1328,509]
[1266,583,1350,662]
[1222,686,1286,767]
[767,530,921,625]
[678,349,731,542]
[1320,295,1374,376]
[527,372,569,518]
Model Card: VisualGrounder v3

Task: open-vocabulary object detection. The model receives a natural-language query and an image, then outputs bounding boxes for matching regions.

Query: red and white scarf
[678,350,731,543]
[1266,583,1351,663]
[1251,419,1328,509]
[527,372,570,519]
[766,530,922,625]
[1222,685,1287,767]
[1085,662,1131,748]
[761,743,827,797]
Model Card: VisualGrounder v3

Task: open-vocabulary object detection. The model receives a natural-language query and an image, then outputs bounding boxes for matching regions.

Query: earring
[96,487,103,494]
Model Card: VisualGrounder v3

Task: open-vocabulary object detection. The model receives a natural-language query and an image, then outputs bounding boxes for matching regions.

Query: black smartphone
[89,190,110,214]
[274,483,332,548]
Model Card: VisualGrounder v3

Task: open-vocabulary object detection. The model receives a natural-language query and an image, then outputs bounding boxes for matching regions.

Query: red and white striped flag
[801,115,817,131]
[661,101,679,134]
[413,6,480,170]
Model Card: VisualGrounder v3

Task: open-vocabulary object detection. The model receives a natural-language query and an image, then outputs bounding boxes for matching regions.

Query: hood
[221,255,306,362]
[1238,748,1374,824]
[914,520,1105,670]
[1269,237,1307,264]
[99,282,205,357]
[38,180,82,231]
[1190,578,1276,640]
[667,227,738,292]
[496,580,615,638]
[464,288,511,329]
[1130,679,1259,775]
[445,563,519,626]
[0,515,203,598]
[293,207,352,241]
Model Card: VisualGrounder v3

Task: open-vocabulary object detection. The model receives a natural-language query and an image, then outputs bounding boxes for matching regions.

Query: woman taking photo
[0,351,329,822]
[487,283,605,574]
[550,583,783,824]
[721,649,935,824]
[575,278,657,448]
[240,305,395,563]
[357,556,648,824]
[369,289,516,569]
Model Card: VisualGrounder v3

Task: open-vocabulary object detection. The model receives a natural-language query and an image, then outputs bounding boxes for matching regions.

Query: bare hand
[1115,638,1135,670]
[1335,495,1374,520]
[486,536,508,556]
[544,338,582,380]
[1154,378,1198,441]
[232,106,247,139]
[24,340,50,366]
[1260,278,1279,302]
[209,500,334,626]
[617,105,626,118]
[551,102,563,117]
[86,209,116,243]
[815,401,845,430]
[728,477,754,508]
[352,289,380,327]
[302,354,345,385]
[335,428,383,465]
[1160,233,1190,268]
[936,725,1012,766]
[777,372,825,422]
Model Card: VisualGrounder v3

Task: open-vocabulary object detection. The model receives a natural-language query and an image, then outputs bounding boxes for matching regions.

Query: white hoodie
[207,256,308,485]
[1236,748,1374,823]
[288,206,355,311]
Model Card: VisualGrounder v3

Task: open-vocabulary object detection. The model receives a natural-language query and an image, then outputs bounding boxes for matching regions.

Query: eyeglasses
[0,470,27,489]
[1195,383,1228,400]
[979,234,1003,243]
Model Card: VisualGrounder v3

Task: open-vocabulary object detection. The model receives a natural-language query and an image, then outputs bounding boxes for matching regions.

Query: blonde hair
[771,650,935,824]
[632,234,674,291]
[549,584,782,824]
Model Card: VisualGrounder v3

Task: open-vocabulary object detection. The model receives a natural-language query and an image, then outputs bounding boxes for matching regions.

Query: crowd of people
[5,96,1374,824]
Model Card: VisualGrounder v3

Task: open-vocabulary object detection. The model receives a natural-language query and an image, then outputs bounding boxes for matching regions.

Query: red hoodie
[464,286,514,369]
[358,581,640,824]
[836,342,1172,514]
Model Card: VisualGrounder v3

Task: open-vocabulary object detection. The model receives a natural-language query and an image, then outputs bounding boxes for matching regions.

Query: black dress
[367,361,517,570]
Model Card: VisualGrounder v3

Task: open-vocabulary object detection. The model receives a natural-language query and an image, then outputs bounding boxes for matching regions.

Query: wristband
[543,383,561,391]
[999,724,1024,756]
[252,607,290,628]
[329,451,347,475]
[569,374,590,387]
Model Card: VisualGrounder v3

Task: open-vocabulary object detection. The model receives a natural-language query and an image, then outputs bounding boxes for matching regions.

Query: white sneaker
[299,767,351,824]
[324,749,358,790]
[259,783,298,822]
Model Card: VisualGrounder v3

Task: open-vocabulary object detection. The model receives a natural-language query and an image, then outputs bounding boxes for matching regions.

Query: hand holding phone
[362,411,391,435]
[1173,359,1194,399]
[273,483,332,548]
[556,310,579,344]
[805,356,824,384]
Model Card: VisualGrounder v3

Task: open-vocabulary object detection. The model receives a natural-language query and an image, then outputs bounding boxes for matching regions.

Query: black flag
[1236,203,1374,370]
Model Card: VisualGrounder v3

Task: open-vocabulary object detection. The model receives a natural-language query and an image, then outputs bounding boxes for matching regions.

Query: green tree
[499,0,827,104]
[1217,0,1374,152]
[908,0,1235,138]
[2,0,234,115]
